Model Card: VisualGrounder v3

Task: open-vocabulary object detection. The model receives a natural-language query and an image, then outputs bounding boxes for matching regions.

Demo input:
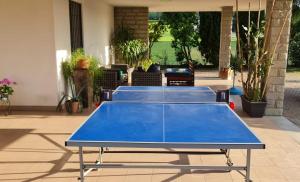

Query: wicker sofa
[93,69,119,90]
[132,71,162,86]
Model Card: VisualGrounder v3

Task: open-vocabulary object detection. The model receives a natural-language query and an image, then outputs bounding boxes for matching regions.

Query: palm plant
[236,0,291,102]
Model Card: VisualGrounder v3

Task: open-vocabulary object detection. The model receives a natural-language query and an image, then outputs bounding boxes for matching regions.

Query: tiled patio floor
[0,70,299,182]
[0,108,300,182]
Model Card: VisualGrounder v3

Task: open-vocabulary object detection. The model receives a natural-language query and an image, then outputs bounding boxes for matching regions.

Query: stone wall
[219,6,233,73]
[265,0,292,115]
[114,7,148,43]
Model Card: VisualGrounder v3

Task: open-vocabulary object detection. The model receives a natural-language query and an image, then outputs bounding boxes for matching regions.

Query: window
[69,0,83,52]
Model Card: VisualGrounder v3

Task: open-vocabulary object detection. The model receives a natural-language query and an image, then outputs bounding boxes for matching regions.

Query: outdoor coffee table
[165,68,194,86]
[65,86,265,182]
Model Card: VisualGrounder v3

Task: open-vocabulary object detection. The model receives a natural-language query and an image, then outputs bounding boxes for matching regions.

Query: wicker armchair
[111,64,129,83]
[94,69,119,90]
[132,71,162,86]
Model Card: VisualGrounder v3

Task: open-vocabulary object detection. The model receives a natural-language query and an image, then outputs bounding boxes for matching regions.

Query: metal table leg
[245,149,251,182]
[79,146,84,182]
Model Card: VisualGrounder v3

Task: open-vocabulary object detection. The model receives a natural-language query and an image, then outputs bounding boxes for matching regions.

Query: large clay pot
[241,95,267,117]
[76,59,90,69]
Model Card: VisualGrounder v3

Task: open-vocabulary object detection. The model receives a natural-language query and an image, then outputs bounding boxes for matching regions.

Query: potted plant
[235,0,290,117]
[118,39,148,82]
[58,49,100,113]
[57,76,85,114]
[0,78,16,115]
[138,58,153,72]
[57,48,101,113]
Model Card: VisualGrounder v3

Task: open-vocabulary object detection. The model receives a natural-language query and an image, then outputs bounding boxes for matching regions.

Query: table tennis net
[99,89,229,103]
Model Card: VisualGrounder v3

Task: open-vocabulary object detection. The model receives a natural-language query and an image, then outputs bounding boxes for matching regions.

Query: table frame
[66,89,264,182]
[73,146,254,182]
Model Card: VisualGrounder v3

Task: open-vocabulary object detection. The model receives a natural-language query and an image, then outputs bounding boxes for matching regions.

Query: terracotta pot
[76,59,90,69]
[219,68,231,80]
[71,101,79,113]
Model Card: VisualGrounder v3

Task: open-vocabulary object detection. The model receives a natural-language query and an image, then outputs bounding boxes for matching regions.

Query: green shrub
[289,33,300,67]
[118,40,148,67]
[139,59,153,72]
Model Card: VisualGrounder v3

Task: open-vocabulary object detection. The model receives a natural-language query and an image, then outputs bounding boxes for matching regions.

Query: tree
[198,12,221,67]
[148,20,166,58]
[161,12,200,64]
[289,33,300,67]
[288,0,300,67]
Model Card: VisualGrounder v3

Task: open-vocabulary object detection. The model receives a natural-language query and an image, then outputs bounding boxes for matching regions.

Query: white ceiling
[103,0,267,12]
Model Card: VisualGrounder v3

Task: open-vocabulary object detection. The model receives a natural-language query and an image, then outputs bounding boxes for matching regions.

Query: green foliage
[149,21,166,58]
[155,49,169,65]
[230,54,240,72]
[289,33,300,67]
[161,12,201,64]
[61,48,101,103]
[62,48,101,85]
[236,11,265,66]
[139,58,153,72]
[198,12,221,67]
[118,40,148,67]
[240,20,268,102]
[0,85,14,97]
[236,1,288,102]
[61,61,73,84]
[93,67,104,100]
[288,2,300,66]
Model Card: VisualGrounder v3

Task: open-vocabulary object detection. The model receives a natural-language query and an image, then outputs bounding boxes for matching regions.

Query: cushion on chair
[164,68,193,77]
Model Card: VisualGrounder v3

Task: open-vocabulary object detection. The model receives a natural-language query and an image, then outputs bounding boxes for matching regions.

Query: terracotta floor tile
[1,99,300,182]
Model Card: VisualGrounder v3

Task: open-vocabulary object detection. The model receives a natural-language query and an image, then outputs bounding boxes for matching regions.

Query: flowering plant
[0,78,16,98]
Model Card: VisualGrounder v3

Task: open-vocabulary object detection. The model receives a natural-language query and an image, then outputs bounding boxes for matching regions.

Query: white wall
[0,0,114,107]
[0,0,58,106]
[82,0,114,65]
[53,0,72,100]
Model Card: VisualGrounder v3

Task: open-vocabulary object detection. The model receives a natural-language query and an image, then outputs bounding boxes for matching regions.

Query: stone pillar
[219,6,233,77]
[265,0,292,115]
[114,7,149,43]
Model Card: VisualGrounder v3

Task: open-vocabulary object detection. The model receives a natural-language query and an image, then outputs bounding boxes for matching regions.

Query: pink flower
[0,78,15,85]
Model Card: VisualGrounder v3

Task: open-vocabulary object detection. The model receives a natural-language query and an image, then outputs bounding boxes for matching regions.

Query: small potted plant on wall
[0,78,16,115]
[235,0,290,117]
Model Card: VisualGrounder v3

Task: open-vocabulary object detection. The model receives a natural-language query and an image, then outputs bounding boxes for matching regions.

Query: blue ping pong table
[66,86,265,182]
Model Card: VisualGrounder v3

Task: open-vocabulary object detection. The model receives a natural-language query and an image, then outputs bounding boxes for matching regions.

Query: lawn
[150,22,237,65]
[287,67,300,73]
[151,42,205,65]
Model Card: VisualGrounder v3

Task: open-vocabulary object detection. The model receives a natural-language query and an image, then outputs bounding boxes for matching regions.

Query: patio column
[265,0,292,115]
[114,7,149,63]
[219,6,233,77]
[114,7,149,43]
